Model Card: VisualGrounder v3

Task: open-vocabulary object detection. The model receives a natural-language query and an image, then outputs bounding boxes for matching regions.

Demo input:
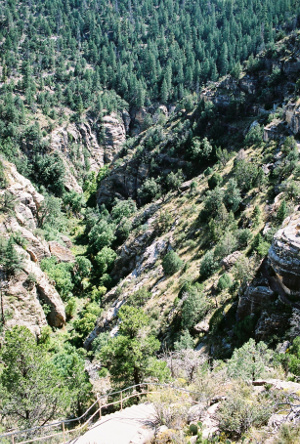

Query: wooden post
[62,421,66,443]
[120,391,123,411]
[97,395,102,419]
[11,435,14,444]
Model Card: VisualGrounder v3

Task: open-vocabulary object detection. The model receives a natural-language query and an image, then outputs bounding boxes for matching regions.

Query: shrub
[217,273,232,292]
[202,187,224,220]
[0,160,7,188]
[91,332,110,355]
[224,178,241,213]
[237,228,252,247]
[217,385,272,438]
[251,233,270,257]
[65,297,77,319]
[0,236,24,276]
[274,423,300,444]
[204,167,213,177]
[41,257,74,301]
[127,287,151,307]
[111,198,137,223]
[244,123,263,146]
[200,250,218,280]
[227,338,272,381]
[31,153,65,196]
[181,288,211,330]
[174,330,194,350]
[215,231,238,260]
[149,388,191,430]
[88,220,116,253]
[208,172,222,190]
[95,246,117,275]
[137,177,161,204]
[162,251,183,275]
[276,200,288,223]
[115,218,132,243]
[165,170,184,192]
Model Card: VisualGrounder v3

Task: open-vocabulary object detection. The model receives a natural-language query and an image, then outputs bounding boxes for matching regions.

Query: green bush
[200,250,218,280]
[127,287,152,307]
[208,172,222,190]
[237,229,252,247]
[244,123,263,146]
[181,288,210,330]
[215,231,238,260]
[251,233,270,257]
[174,330,194,350]
[224,178,241,213]
[65,297,77,319]
[88,220,116,253]
[162,251,183,275]
[217,387,272,438]
[137,177,161,204]
[111,198,137,223]
[227,338,272,381]
[217,273,232,292]
[95,246,117,275]
[204,167,213,177]
[40,257,74,301]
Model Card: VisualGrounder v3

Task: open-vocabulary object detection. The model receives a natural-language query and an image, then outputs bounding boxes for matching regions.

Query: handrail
[0,382,201,444]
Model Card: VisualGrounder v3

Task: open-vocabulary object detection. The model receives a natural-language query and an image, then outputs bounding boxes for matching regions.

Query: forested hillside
[2,0,300,442]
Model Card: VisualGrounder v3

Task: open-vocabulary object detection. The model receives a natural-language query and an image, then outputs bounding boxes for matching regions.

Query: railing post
[120,391,123,411]
[11,435,14,444]
[97,394,102,419]
[62,421,66,443]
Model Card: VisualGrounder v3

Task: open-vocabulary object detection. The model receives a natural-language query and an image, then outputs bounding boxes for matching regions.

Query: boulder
[49,241,75,263]
[221,251,242,270]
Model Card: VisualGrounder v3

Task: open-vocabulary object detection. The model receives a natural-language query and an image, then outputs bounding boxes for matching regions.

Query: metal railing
[0,383,200,444]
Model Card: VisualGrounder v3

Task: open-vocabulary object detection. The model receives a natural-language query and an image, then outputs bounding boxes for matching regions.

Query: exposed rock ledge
[268,210,300,295]
[0,160,66,335]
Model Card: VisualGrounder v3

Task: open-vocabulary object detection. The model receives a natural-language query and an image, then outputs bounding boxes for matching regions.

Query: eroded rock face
[49,113,127,190]
[268,211,300,295]
[100,114,126,163]
[96,158,151,206]
[0,160,66,334]
[237,276,275,320]
[284,101,300,134]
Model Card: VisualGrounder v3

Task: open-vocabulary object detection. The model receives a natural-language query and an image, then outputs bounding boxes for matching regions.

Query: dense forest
[2,0,300,442]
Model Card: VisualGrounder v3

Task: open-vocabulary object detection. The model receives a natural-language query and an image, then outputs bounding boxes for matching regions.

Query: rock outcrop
[96,158,151,206]
[284,100,300,134]
[237,211,300,340]
[268,211,300,295]
[100,114,126,163]
[0,160,66,334]
[49,113,127,191]
[49,241,75,263]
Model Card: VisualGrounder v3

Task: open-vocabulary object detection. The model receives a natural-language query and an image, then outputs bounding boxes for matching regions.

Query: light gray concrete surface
[71,403,156,444]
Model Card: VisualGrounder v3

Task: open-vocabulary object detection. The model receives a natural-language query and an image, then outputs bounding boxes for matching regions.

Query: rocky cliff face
[284,100,300,135]
[237,209,300,340]
[0,160,66,335]
[49,113,127,191]
[269,210,300,295]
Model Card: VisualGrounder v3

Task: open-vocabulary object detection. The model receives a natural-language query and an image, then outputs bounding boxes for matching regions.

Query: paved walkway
[71,403,157,444]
